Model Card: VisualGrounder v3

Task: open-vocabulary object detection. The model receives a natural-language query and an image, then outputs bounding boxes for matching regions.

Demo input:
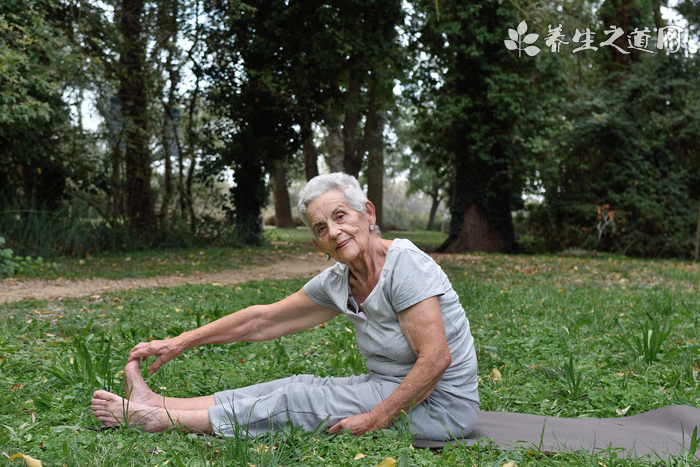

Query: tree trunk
[182,72,200,230]
[160,2,179,229]
[443,203,506,252]
[118,0,154,237]
[695,197,700,262]
[231,158,265,245]
[327,124,344,173]
[273,158,295,228]
[343,68,363,177]
[186,147,196,235]
[110,142,123,222]
[437,144,515,254]
[365,84,385,229]
[652,0,664,31]
[160,107,173,223]
[302,121,319,181]
[426,195,441,231]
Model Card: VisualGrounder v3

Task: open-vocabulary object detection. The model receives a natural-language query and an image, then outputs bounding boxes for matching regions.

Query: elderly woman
[91,173,479,439]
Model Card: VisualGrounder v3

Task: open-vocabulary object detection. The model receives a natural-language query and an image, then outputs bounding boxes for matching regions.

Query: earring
[325,253,330,260]
[369,224,375,231]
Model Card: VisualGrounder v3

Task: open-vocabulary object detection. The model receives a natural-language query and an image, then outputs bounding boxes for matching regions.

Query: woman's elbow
[425,347,451,374]
[438,350,452,373]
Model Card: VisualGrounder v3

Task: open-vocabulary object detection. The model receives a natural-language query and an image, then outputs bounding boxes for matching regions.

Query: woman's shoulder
[381,238,447,312]
[387,238,435,266]
[383,238,443,283]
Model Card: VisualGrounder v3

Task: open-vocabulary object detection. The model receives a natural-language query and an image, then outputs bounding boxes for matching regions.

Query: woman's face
[306,190,375,263]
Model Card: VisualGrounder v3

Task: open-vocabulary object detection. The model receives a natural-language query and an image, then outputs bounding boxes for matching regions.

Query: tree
[522,0,700,259]
[0,0,75,210]
[116,0,156,236]
[410,0,541,253]
[393,108,450,231]
[204,0,315,243]
[204,0,402,241]
[324,0,403,227]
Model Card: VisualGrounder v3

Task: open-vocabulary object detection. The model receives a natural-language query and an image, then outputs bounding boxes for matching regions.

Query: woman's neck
[346,237,393,287]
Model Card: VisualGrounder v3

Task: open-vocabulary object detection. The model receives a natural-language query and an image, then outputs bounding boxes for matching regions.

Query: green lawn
[9,228,445,281]
[264,226,448,250]
[1,250,699,466]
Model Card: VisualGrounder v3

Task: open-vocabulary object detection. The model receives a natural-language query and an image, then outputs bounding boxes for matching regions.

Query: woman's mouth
[336,239,351,250]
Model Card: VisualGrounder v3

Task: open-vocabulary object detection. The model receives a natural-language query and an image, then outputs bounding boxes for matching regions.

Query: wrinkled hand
[328,412,383,437]
[128,338,183,374]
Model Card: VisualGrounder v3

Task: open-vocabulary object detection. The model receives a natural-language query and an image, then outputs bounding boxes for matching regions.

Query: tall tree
[204,0,315,243]
[0,0,75,211]
[411,0,539,253]
[117,0,155,236]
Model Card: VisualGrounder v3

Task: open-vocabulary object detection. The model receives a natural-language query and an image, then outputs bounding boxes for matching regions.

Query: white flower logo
[504,20,541,57]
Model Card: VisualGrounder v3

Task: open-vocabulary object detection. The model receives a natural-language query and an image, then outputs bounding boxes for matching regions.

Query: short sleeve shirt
[304,238,479,404]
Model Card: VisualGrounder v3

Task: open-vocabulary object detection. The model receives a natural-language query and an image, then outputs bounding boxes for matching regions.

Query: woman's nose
[328,221,341,238]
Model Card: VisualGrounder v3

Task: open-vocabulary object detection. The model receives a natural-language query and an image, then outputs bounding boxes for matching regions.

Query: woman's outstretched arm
[128,288,340,374]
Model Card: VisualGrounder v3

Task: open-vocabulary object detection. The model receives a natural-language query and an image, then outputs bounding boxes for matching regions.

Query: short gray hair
[297,173,380,236]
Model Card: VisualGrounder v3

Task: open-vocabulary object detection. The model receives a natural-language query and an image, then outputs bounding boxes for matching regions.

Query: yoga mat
[413,405,700,459]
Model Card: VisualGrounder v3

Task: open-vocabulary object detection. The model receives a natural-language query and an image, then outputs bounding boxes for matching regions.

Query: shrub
[0,235,15,277]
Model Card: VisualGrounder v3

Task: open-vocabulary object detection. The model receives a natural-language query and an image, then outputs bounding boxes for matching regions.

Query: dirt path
[0,252,334,304]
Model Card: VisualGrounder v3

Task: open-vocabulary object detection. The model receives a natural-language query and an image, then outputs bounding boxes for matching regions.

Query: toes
[126,359,141,371]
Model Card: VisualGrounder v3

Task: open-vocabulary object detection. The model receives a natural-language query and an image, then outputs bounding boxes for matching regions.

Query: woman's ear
[364,200,377,225]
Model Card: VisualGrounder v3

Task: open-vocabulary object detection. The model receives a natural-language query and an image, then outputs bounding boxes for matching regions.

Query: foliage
[617,317,676,364]
[0,0,77,210]
[529,51,700,259]
[559,354,586,399]
[48,333,119,394]
[0,233,59,278]
[407,0,556,253]
[0,235,15,277]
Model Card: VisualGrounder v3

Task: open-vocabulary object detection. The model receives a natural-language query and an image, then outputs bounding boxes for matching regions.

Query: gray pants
[208,374,478,440]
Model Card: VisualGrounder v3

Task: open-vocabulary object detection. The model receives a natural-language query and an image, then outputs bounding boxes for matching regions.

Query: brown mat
[413,405,700,459]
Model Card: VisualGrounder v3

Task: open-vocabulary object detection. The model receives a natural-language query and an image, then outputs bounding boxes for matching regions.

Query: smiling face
[306,190,375,264]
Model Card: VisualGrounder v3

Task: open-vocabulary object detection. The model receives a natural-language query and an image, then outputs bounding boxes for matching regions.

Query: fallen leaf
[503,462,516,467]
[491,368,502,381]
[616,405,631,417]
[10,383,23,391]
[8,453,43,467]
[376,458,395,467]
[354,453,367,460]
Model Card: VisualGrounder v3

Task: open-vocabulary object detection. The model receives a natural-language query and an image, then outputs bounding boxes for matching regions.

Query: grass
[4,244,317,281]
[5,228,446,281]
[264,226,448,250]
[1,245,699,466]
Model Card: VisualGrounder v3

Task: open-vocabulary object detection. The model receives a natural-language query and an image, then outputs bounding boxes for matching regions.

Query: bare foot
[91,390,173,432]
[124,360,163,408]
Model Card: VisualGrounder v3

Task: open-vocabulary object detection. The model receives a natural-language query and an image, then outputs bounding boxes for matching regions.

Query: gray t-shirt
[304,238,479,405]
